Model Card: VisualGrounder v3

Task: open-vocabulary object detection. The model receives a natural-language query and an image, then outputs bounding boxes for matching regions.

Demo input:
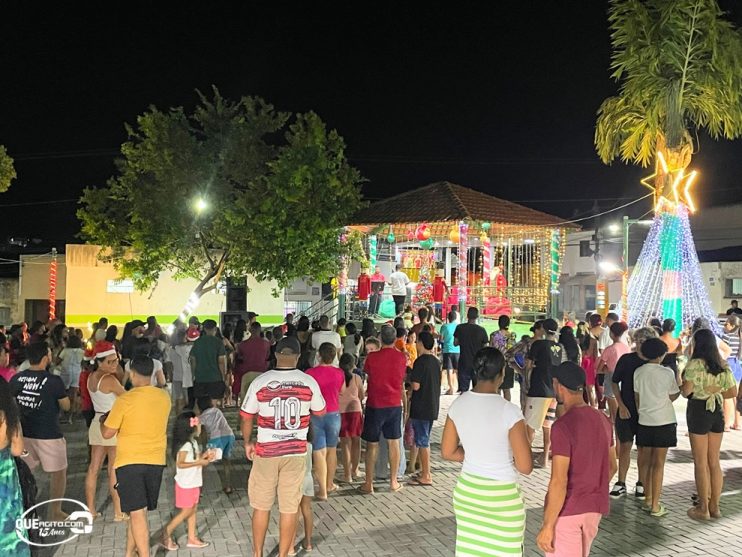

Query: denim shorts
[208,435,235,458]
[310,412,341,450]
[410,419,433,448]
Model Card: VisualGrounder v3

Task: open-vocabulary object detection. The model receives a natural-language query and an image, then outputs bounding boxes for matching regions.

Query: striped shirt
[724,329,741,359]
[240,369,325,458]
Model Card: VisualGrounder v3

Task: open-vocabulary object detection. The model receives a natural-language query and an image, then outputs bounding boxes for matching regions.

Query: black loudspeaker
[226,277,247,311]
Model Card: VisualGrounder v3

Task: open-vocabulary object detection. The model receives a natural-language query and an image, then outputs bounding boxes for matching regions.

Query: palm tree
[0,145,15,193]
[595,0,742,183]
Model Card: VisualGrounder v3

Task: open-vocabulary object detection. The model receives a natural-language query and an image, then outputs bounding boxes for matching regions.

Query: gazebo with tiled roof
[347,181,577,317]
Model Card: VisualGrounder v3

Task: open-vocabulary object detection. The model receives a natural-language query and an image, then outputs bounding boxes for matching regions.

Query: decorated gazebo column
[458,221,469,316]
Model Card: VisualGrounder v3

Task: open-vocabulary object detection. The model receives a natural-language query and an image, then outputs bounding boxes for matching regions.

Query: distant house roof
[350,181,577,228]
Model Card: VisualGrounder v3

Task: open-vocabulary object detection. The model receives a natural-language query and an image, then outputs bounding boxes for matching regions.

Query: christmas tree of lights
[413,265,433,307]
[626,153,718,335]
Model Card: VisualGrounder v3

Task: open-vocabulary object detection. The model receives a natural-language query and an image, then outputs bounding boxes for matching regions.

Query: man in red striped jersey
[241,336,325,557]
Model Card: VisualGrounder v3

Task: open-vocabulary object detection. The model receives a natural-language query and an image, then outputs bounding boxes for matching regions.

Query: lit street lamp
[194,197,208,214]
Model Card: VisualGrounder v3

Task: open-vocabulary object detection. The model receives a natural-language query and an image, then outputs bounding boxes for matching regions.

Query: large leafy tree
[0,145,16,192]
[78,89,364,299]
[595,0,742,176]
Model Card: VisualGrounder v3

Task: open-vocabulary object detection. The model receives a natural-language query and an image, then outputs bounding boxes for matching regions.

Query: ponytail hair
[473,347,505,382]
[339,353,355,387]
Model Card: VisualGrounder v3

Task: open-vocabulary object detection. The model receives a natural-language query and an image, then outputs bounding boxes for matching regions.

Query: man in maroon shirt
[538,362,617,557]
[432,271,448,319]
[359,325,407,495]
[236,321,271,403]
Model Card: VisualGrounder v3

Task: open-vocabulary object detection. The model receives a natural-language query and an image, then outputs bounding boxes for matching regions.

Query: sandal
[186,540,210,549]
[161,537,179,551]
[650,504,668,517]
[113,513,129,522]
[357,485,374,495]
[686,507,710,521]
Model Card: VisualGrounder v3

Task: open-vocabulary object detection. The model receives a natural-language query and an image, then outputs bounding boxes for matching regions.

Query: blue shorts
[208,435,235,458]
[362,406,403,442]
[410,419,433,448]
[311,412,341,450]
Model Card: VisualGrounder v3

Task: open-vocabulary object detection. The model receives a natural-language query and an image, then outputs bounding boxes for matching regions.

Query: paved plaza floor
[40,387,742,556]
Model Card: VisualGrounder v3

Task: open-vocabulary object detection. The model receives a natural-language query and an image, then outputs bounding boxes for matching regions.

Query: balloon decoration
[407,228,415,241]
[416,224,431,241]
[386,232,395,243]
[449,226,460,243]
[419,238,434,250]
[368,235,378,269]
[481,222,491,231]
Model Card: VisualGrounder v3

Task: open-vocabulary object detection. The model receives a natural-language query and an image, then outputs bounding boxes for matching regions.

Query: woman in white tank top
[85,341,126,521]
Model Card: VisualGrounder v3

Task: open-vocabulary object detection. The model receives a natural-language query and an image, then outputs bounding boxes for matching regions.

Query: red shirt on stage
[432,277,447,303]
[357,273,371,300]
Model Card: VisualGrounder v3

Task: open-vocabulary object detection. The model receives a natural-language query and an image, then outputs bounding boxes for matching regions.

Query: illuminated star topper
[640,151,697,213]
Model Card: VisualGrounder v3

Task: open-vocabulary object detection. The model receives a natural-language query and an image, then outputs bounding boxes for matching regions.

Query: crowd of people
[0,304,740,556]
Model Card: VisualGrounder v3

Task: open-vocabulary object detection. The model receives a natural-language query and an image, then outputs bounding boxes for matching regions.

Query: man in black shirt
[524,318,563,467]
[609,326,657,499]
[454,307,489,392]
[408,332,441,486]
[10,342,71,520]
[726,300,742,315]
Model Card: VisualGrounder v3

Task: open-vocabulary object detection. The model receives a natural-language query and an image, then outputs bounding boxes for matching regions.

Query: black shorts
[115,464,164,513]
[615,416,638,444]
[501,366,515,390]
[686,399,725,435]
[193,380,226,400]
[636,423,677,448]
[442,353,459,369]
[362,406,402,442]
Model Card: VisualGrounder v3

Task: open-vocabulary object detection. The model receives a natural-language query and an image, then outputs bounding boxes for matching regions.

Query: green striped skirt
[453,472,526,556]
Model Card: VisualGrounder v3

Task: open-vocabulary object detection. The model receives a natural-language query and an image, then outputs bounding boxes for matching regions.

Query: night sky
[2,1,742,250]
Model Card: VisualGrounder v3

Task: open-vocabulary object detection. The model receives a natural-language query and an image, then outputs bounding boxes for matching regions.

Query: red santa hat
[94,341,117,359]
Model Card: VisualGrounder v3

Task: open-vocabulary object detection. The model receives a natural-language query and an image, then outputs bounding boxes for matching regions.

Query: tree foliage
[0,145,16,193]
[78,88,364,295]
[595,0,742,166]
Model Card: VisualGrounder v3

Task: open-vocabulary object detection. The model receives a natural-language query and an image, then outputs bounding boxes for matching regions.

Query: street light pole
[622,215,630,322]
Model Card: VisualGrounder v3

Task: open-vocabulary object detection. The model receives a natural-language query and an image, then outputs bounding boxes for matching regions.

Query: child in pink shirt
[596,321,630,423]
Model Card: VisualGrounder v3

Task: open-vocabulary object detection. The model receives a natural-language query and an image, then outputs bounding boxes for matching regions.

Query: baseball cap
[275,336,301,355]
[543,318,559,334]
[553,361,586,391]
[186,325,200,342]
[130,319,145,329]
[246,311,260,319]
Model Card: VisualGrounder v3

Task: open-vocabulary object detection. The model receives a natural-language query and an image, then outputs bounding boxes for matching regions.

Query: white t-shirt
[240,368,325,458]
[311,330,342,366]
[174,344,194,388]
[447,391,524,482]
[633,363,679,426]
[59,347,84,373]
[389,271,410,296]
[174,440,202,488]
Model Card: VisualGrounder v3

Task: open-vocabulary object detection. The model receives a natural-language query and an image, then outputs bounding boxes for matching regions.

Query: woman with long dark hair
[0,380,29,555]
[559,326,581,364]
[681,329,738,520]
[442,347,532,556]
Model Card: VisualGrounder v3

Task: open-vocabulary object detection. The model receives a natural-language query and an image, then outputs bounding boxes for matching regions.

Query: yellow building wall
[63,244,284,329]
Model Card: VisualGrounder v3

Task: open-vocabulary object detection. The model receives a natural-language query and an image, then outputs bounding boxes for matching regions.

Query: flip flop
[407,478,433,486]
[650,505,668,517]
[186,540,210,549]
[686,507,710,521]
[390,483,404,493]
[161,538,179,551]
[357,485,374,495]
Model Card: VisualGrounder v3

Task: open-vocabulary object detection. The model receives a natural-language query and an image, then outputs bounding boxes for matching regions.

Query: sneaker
[635,483,645,499]
[610,482,627,498]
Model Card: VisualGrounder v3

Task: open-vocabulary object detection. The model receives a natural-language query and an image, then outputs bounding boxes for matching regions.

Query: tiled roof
[350,181,577,228]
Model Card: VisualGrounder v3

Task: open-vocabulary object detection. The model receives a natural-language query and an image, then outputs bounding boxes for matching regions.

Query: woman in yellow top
[681,329,738,521]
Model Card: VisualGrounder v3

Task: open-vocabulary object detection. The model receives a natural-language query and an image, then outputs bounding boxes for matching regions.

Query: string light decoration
[481,234,492,286]
[627,174,718,335]
[48,248,57,320]
[550,229,561,294]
